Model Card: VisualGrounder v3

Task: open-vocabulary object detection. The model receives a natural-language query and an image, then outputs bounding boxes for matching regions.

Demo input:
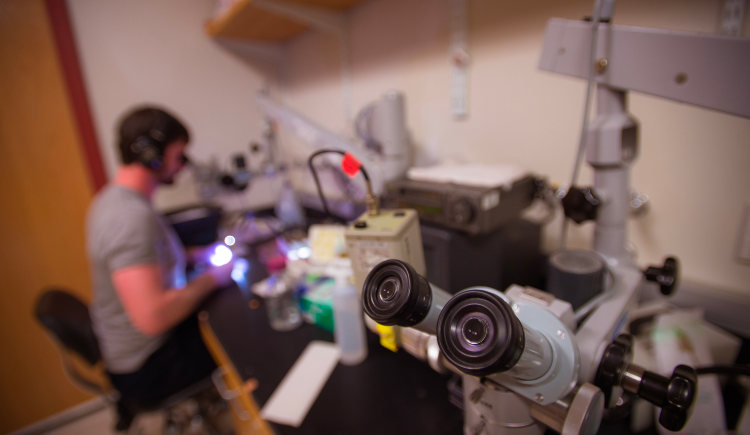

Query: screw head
[557,330,566,339]
[512,304,520,314]
[470,388,485,404]
[535,393,544,402]
[675,73,688,85]
[595,58,608,74]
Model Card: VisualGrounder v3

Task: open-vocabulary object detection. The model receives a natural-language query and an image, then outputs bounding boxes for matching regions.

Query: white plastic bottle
[332,274,368,365]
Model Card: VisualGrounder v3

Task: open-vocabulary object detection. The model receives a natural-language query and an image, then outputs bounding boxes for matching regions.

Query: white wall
[68,0,750,295]
[67,0,282,211]
[280,0,750,295]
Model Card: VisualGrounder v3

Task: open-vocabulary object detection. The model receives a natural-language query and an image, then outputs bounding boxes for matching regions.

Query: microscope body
[354,13,716,434]
[462,374,545,435]
[457,286,581,435]
[361,257,696,435]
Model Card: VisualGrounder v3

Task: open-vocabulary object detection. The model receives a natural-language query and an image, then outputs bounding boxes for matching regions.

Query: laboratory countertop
[194,239,666,435]
[201,258,464,434]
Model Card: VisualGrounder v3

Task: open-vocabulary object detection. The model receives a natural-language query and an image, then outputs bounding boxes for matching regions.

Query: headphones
[130,115,168,170]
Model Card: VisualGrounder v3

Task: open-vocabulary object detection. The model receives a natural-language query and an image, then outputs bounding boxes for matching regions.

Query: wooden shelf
[206,0,365,42]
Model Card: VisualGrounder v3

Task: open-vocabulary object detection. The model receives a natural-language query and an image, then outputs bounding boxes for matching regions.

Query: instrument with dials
[383,174,536,235]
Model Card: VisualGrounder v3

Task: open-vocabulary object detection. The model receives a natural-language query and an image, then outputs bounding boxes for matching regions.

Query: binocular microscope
[357,4,750,433]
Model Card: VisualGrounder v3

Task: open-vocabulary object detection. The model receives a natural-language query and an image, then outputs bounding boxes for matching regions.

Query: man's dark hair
[117,107,189,165]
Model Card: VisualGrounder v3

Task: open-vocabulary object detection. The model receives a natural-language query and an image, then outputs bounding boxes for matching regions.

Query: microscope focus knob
[644,257,679,296]
[595,334,633,408]
[597,334,697,431]
[562,186,601,224]
[636,365,697,432]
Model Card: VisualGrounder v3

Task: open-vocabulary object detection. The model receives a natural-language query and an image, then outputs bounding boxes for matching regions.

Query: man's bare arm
[112,263,232,337]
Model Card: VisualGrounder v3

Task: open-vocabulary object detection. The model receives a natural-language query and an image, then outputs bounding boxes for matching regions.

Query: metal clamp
[211,366,250,421]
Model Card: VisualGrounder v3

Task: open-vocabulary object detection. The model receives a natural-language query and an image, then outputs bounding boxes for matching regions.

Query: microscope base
[462,375,545,435]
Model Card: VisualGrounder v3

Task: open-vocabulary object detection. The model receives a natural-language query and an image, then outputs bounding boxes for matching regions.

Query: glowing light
[232,258,249,282]
[297,247,311,259]
[209,244,233,266]
[287,250,299,261]
[224,235,236,246]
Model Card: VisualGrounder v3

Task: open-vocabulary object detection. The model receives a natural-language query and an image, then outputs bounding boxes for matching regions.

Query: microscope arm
[575,263,642,382]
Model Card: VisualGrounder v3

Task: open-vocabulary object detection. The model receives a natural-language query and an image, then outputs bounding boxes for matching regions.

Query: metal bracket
[211,366,251,421]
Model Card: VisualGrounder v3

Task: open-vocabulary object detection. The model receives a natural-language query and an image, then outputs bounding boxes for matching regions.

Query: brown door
[0,0,98,432]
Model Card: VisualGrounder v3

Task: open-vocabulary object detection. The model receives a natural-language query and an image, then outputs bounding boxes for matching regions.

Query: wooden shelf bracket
[252,0,348,38]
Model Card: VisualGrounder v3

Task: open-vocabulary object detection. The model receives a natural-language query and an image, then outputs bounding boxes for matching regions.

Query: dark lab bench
[201,257,463,435]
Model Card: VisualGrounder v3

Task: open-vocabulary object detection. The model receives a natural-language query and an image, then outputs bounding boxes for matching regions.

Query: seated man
[86,107,233,426]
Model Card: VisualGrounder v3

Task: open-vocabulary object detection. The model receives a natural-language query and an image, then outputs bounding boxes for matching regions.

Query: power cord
[307,148,375,222]
[695,365,750,377]
[560,0,606,250]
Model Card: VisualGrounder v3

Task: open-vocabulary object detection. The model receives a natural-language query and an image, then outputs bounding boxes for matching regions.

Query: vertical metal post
[587,86,638,260]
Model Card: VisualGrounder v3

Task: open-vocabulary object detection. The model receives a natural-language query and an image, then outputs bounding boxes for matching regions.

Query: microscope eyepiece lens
[361,259,432,327]
[462,317,489,345]
[437,289,526,377]
[378,278,400,302]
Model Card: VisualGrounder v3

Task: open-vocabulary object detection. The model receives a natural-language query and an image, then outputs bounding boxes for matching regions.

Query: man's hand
[188,242,224,265]
[206,260,235,288]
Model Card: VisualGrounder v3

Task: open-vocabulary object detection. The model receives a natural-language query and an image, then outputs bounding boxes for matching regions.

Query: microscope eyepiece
[462,316,490,345]
[378,278,400,302]
[362,259,432,327]
[437,289,525,377]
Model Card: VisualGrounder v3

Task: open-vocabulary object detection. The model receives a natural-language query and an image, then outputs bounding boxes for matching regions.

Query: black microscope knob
[638,365,697,432]
[644,257,679,296]
[595,333,633,408]
[562,186,601,224]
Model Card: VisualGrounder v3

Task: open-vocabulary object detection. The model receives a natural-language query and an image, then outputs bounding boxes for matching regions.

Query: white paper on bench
[260,341,341,427]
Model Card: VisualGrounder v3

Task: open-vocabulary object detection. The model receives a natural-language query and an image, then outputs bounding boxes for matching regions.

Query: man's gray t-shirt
[87,185,187,374]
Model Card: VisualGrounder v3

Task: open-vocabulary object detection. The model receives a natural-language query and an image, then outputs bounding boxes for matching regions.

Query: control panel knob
[644,257,679,296]
[450,198,475,225]
[562,186,600,224]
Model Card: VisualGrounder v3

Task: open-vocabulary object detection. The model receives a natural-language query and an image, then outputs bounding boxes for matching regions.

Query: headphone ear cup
[131,137,162,170]
[141,145,162,170]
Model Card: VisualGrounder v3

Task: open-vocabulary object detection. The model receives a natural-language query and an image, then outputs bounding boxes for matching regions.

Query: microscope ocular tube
[361,259,451,335]
[509,327,553,380]
[436,288,555,380]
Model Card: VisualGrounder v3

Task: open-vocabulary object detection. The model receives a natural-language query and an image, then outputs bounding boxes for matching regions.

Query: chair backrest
[35,289,101,366]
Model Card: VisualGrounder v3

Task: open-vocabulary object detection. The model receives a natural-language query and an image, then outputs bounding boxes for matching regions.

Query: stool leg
[198,312,274,435]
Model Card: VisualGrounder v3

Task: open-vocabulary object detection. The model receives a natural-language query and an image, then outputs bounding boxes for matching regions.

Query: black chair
[35,289,218,432]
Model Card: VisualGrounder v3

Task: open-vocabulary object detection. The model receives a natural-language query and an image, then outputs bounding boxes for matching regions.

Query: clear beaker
[264,274,302,331]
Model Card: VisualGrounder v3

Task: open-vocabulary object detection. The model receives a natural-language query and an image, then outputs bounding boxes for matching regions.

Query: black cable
[696,365,750,377]
[307,148,370,222]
